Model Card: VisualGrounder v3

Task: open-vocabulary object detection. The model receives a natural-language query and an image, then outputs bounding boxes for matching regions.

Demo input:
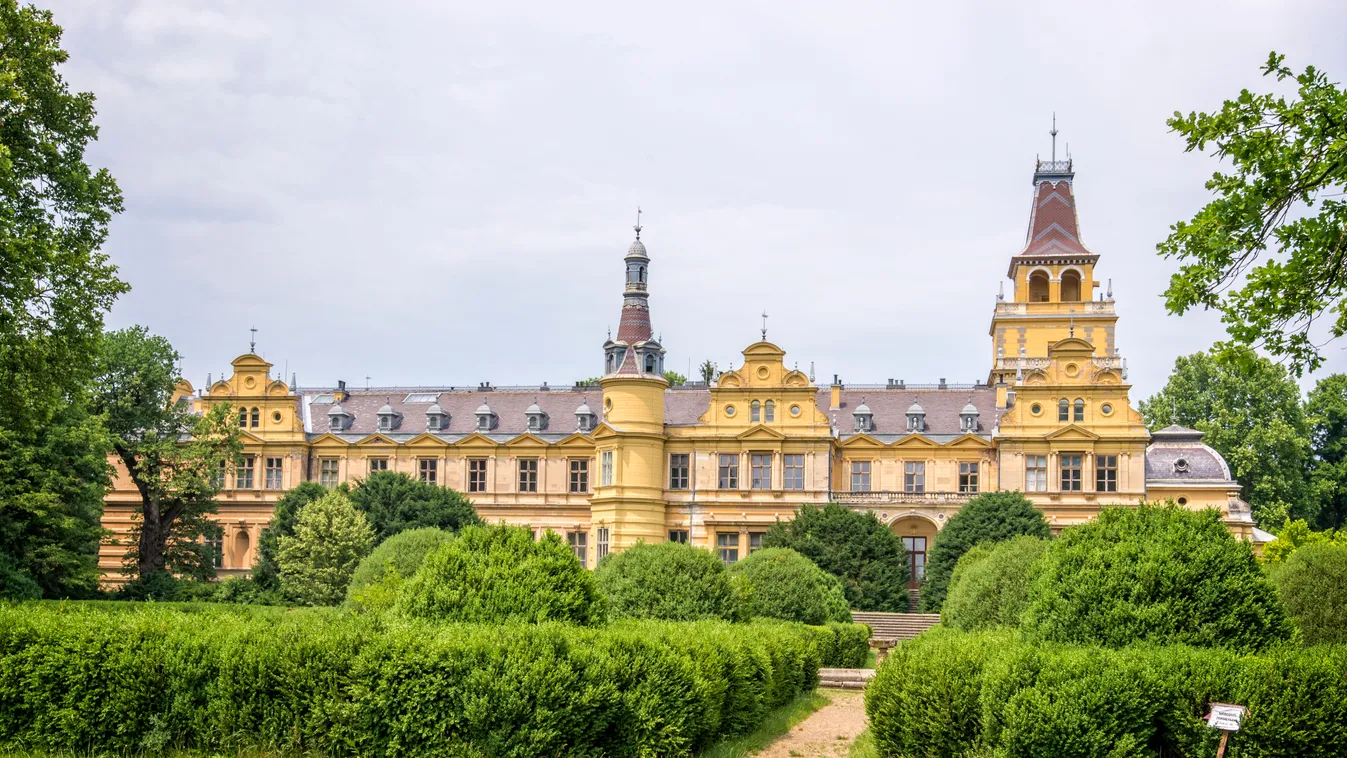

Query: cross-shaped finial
[365,375,371,389]
[249,326,258,353]
[634,206,642,239]
[761,310,769,340]
[1069,317,1075,338]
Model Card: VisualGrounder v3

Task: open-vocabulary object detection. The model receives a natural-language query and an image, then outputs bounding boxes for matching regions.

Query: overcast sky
[46,0,1347,398]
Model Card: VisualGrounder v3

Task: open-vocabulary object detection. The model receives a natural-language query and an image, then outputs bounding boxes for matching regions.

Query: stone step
[818,668,875,690]
[851,612,941,641]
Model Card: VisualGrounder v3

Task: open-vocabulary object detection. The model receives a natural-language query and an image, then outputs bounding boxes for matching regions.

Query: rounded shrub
[1022,503,1292,650]
[943,535,1050,631]
[728,547,850,624]
[921,491,1050,612]
[0,555,42,600]
[594,541,743,621]
[396,524,605,625]
[348,470,480,541]
[762,503,910,612]
[276,491,375,606]
[346,527,454,612]
[1270,542,1347,645]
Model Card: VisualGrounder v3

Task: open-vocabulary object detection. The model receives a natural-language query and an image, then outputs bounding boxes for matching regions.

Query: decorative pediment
[552,432,599,449]
[946,433,993,449]
[402,432,452,447]
[452,431,499,449]
[890,433,939,449]
[1091,369,1122,385]
[717,370,743,388]
[308,432,351,447]
[736,424,787,441]
[1044,424,1100,442]
[504,432,549,448]
[266,380,291,396]
[590,422,620,440]
[838,433,885,449]
[355,433,396,445]
[782,370,810,387]
[1048,336,1096,353]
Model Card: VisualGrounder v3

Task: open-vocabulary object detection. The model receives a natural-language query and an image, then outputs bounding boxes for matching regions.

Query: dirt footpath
[755,689,867,758]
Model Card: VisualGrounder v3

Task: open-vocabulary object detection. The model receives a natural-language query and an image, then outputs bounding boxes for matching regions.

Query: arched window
[606,353,615,373]
[250,407,260,428]
[1073,398,1085,422]
[1029,271,1051,302]
[765,400,775,422]
[238,408,248,428]
[1061,270,1082,301]
[644,353,656,373]
[751,400,761,422]
[639,266,645,283]
[1058,398,1069,421]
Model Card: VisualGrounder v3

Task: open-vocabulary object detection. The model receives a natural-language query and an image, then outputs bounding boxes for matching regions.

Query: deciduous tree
[763,503,910,612]
[1159,52,1347,374]
[276,490,373,606]
[1306,373,1347,530]
[921,491,1049,612]
[251,481,329,591]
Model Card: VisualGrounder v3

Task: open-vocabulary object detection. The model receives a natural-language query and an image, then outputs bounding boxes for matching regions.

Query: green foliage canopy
[1022,503,1292,651]
[1262,517,1347,565]
[396,524,606,625]
[1159,52,1347,375]
[1270,542,1347,645]
[345,526,453,612]
[251,481,328,591]
[763,503,910,612]
[921,491,1049,612]
[1141,350,1311,526]
[1306,373,1347,530]
[593,541,742,622]
[942,535,1050,632]
[728,547,851,625]
[346,470,480,541]
[276,491,374,606]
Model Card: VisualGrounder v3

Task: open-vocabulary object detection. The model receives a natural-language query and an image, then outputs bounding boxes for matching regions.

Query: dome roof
[475,402,492,415]
[526,402,543,415]
[327,403,347,416]
[962,401,979,414]
[854,400,871,414]
[378,403,396,416]
[426,403,444,415]
[907,401,925,414]
[576,401,592,415]
[626,238,648,258]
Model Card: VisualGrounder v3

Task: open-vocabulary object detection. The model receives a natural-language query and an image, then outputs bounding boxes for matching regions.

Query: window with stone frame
[518,458,538,493]
[569,459,589,493]
[206,534,224,569]
[238,408,248,428]
[420,458,438,485]
[601,450,614,486]
[749,532,765,553]
[265,457,283,489]
[250,407,260,428]
[669,453,689,490]
[467,458,486,492]
[783,454,804,490]
[958,461,979,493]
[750,453,772,490]
[1058,398,1070,422]
[765,400,775,422]
[850,460,871,492]
[1073,398,1085,422]
[568,530,588,567]
[319,458,339,488]
[597,527,610,560]
[717,532,739,564]
[904,461,925,493]
[750,400,761,422]
[235,455,255,490]
[1096,454,1118,492]
[368,458,388,474]
[212,460,227,489]
[1025,455,1047,492]
[1061,454,1083,492]
[718,454,739,489]
[668,529,688,543]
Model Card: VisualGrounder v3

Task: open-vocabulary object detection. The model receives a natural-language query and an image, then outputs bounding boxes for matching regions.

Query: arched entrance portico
[889,514,939,590]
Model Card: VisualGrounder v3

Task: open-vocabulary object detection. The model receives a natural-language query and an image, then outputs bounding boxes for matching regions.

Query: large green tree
[763,503,910,612]
[347,470,480,542]
[921,491,1050,613]
[1140,350,1310,526]
[1159,52,1347,375]
[251,481,329,591]
[0,2,125,597]
[277,490,373,606]
[1306,374,1347,530]
[91,327,241,579]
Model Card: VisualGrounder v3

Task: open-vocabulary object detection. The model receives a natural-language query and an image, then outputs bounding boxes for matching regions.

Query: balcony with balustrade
[830,491,975,506]
[993,300,1115,317]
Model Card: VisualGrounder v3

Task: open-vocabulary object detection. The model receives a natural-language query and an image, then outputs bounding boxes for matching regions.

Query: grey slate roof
[824,388,1001,437]
[1145,425,1234,482]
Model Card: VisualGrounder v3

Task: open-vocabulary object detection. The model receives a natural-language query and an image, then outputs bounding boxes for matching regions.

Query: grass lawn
[863,648,877,669]
[697,691,832,758]
[847,729,877,758]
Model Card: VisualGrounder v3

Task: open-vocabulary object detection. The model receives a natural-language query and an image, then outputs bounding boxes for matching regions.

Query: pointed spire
[1050,112,1058,162]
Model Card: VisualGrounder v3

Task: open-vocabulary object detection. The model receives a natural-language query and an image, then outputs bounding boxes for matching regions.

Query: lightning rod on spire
[249,326,258,354]
[1050,113,1058,162]
[634,206,642,239]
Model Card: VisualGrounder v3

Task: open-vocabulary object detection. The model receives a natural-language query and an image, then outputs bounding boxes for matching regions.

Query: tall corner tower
[594,214,669,551]
[988,147,1121,385]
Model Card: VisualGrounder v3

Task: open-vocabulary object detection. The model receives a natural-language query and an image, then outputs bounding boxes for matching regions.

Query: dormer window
[526,402,549,432]
[853,399,873,434]
[576,401,596,432]
[376,401,402,433]
[475,403,496,432]
[426,404,447,432]
[327,404,351,432]
[960,402,979,433]
[906,401,925,433]
[645,353,656,373]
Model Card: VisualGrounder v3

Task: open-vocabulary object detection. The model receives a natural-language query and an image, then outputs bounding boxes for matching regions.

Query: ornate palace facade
[101,157,1260,582]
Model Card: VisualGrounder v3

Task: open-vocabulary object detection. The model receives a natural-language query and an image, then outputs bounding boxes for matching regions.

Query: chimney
[939,377,947,390]
[995,382,1008,409]
[830,375,842,410]
[336,379,348,403]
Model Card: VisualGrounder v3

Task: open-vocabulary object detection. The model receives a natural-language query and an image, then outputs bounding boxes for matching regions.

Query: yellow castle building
[100,156,1262,584]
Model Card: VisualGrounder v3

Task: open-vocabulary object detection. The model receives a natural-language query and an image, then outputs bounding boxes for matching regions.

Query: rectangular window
[601,450,614,486]
[784,454,804,490]
[212,460,226,489]
[320,458,339,488]
[717,532,739,564]
[669,529,688,544]
[1061,454,1083,492]
[265,457,283,489]
[368,458,388,474]
[749,532,765,553]
[750,453,772,490]
[958,462,979,494]
[669,453,689,490]
[904,461,925,493]
[1058,400,1069,422]
[903,536,927,582]
[1073,400,1084,422]
[718,454,739,489]
[206,534,224,569]
[518,458,538,493]
[1096,454,1118,493]
[236,455,255,490]
[569,459,589,493]
[851,460,871,492]
[597,527,610,560]
[420,458,438,485]
[568,531,587,568]
[1025,455,1047,492]
[467,458,486,492]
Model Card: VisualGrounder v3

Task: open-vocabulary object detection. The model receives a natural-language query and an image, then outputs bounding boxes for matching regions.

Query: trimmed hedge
[346,527,454,613]
[867,629,1347,758]
[942,535,1050,631]
[817,622,871,669]
[1270,542,1347,645]
[0,602,829,756]
[594,541,743,622]
[729,547,851,625]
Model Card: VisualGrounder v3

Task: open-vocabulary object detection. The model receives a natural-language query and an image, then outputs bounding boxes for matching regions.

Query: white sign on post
[1207,703,1246,732]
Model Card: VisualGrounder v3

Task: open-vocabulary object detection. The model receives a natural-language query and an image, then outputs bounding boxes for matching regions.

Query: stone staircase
[818,667,875,690]
[851,611,942,641]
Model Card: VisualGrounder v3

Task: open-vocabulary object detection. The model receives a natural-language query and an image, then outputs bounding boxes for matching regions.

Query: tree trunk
[115,442,170,578]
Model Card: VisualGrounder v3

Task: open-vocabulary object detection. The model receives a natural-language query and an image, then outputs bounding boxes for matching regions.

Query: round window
[1101,403,1113,415]
[725,405,736,417]
[1030,403,1042,415]
[1178,497,1188,506]
[244,376,256,389]
[789,404,801,417]
[756,366,770,379]
[272,411,282,423]
[604,397,613,412]
[1174,457,1189,473]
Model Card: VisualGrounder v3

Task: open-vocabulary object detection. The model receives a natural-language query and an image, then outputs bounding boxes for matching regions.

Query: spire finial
[1069,317,1075,338]
[761,310,769,340]
[365,375,371,389]
[249,326,257,353]
[633,206,642,240]
[1050,113,1058,162]
[1107,278,1113,299]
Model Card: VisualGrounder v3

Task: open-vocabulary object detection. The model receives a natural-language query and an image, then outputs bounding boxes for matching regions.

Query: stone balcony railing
[992,355,1127,378]
[831,491,974,506]
[993,300,1115,316]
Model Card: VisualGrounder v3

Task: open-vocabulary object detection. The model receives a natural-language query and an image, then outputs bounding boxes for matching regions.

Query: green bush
[921,491,1050,612]
[277,490,375,606]
[0,554,41,601]
[1271,542,1347,645]
[867,629,1347,758]
[252,481,329,591]
[397,524,605,625]
[0,603,828,756]
[818,622,870,668]
[346,527,454,613]
[594,541,742,622]
[943,535,1050,631]
[1023,503,1292,651]
[348,470,481,541]
[115,570,182,602]
[763,503,910,612]
[211,576,285,605]
[728,548,850,625]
